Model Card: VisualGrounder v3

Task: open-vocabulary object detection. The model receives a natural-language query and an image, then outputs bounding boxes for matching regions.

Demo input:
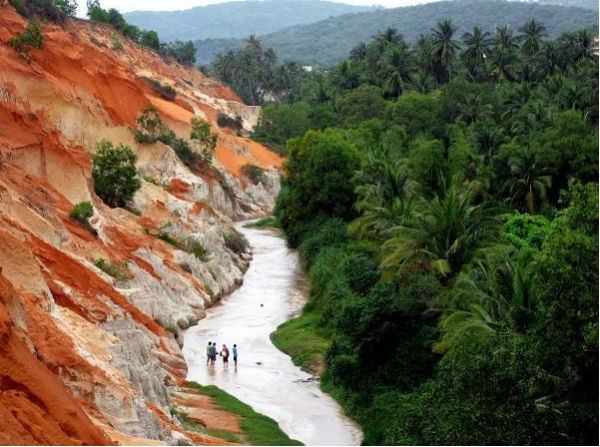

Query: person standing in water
[232,344,238,366]
[206,342,212,366]
[210,342,218,366]
[220,344,230,367]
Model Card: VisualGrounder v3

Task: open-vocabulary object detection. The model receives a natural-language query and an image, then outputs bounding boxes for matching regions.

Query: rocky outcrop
[0,3,280,444]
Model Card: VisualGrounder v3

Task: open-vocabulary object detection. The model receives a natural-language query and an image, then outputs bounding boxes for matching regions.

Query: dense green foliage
[9,0,76,21]
[94,258,129,281]
[124,0,373,43]
[92,140,141,208]
[270,16,598,445]
[69,201,94,221]
[198,0,597,66]
[210,36,307,105]
[8,20,43,60]
[135,106,218,168]
[86,1,196,63]
[186,382,302,445]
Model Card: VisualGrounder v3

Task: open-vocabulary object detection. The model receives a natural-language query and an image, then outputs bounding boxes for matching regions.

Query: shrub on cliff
[135,106,167,143]
[241,164,267,184]
[146,78,176,101]
[8,20,43,61]
[10,0,74,21]
[159,40,197,65]
[224,231,249,255]
[69,201,94,221]
[191,118,218,163]
[216,112,243,132]
[92,140,141,208]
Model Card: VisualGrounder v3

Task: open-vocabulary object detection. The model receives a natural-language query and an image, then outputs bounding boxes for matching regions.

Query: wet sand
[182,223,363,446]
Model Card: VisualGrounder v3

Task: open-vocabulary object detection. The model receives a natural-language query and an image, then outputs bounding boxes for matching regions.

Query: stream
[182,222,363,446]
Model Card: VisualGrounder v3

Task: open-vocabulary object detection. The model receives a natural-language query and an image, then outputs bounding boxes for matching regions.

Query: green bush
[9,0,30,17]
[190,118,218,163]
[159,40,197,65]
[216,112,243,131]
[186,238,209,262]
[275,130,360,247]
[69,201,94,221]
[135,106,166,143]
[94,258,129,281]
[241,164,267,184]
[9,20,43,60]
[224,230,249,255]
[110,33,122,50]
[10,0,71,21]
[92,140,141,208]
[54,0,76,16]
[146,78,176,101]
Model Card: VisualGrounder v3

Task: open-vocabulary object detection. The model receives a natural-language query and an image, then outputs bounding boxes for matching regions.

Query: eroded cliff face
[0,3,281,444]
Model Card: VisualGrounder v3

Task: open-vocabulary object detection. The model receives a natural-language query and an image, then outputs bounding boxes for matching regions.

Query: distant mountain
[518,0,598,10]
[123,0,376,42]
[194,0,598,66]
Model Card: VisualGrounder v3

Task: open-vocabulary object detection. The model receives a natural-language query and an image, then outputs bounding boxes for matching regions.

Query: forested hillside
[124,0,374,42]
[195,0,598,65]
[241,17,598,445]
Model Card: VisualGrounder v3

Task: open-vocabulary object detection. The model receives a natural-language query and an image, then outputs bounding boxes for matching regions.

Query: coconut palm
[349,42,367,61]
[380,44,414,97]
[462,26,492,68]
[415,33,436,79]
[382,180,499,276]
[518,18,548,57]
[503,146,552,213]
[430,19,460,84]
[352,147,413,241]
[488,48,515,83]
[456,93,493,124]
[434,246,536,352]
[538,40,562,77]
[492,25,519,53]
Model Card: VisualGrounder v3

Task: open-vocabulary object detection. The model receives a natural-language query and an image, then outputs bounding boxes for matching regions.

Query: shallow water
[182,223,363,446]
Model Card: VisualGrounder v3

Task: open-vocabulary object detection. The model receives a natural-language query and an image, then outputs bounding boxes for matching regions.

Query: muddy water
[182,223,363,446]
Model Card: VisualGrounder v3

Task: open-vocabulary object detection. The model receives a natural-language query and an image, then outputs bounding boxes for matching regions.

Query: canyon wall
[0,3,281,444]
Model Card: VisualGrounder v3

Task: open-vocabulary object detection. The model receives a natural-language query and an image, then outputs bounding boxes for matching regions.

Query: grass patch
[245,216,280,229]
[94,258,129,281]
[270,310,330,375]
[174,408,241,443]
[186,382,302,446]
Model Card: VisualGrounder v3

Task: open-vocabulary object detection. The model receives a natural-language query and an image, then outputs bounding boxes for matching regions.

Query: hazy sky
[76,0,438,17]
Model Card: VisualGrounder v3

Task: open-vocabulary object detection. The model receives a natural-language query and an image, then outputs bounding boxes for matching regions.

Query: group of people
[206,342,238,366]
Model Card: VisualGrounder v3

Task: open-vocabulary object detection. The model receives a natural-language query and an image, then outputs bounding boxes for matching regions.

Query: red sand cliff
[0,2,281,444]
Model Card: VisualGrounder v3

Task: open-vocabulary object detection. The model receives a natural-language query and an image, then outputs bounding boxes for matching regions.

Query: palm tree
[375,27,401,46]
[462,27,492,66]
[488,48,515,83]
[434,246,536,352]
[473,120,505,166]
[411,73,435,93]
[574,29,595,62]
[456,93,493,124]
[430,19,460,84]
[503,146,552,213]
[333,60,361,91]
[382,180,499,276]
[352,147,413,241]
[492,25,518,53]
[350,42,367,61]
[517,18,548,57]
[415,33,436,79]
[538,40,561,77]
[380,44,414,98]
